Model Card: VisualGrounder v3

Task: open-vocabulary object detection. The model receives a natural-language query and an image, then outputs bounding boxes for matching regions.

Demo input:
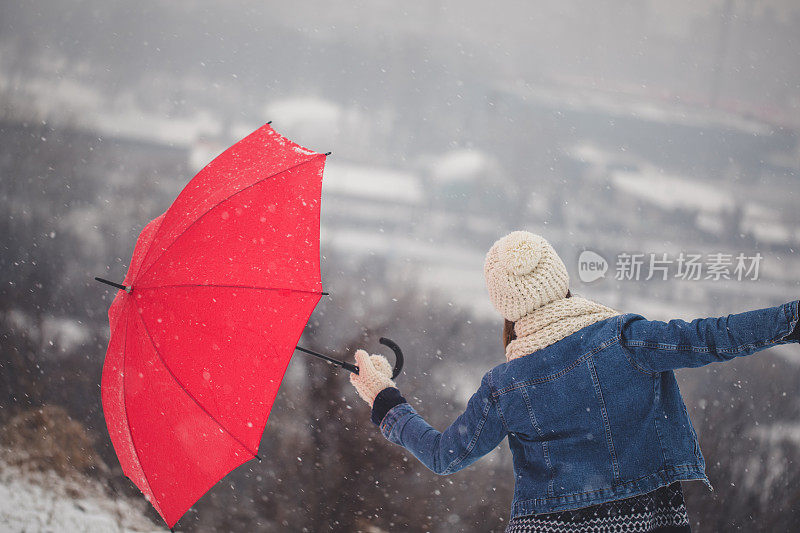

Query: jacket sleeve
[619,299,800,373]
[377,371,507,475]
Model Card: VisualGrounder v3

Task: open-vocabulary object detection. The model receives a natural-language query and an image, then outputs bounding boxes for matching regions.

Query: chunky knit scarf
[506,295,622,361]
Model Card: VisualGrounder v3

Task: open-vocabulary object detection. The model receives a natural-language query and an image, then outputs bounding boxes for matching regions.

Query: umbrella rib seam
[130,215,167,287]
[134,284,323,295]
[120,308,166,519]
[136,311,259,458]
[135,153,325,284]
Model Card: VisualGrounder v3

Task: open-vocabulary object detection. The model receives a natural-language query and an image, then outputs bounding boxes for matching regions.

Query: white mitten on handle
[350,349,396,407]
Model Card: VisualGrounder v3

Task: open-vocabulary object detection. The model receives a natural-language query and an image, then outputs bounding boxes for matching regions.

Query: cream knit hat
[484,231,570,322]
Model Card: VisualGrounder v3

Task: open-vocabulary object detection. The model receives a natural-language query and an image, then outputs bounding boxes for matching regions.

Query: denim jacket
[378,300,800,518]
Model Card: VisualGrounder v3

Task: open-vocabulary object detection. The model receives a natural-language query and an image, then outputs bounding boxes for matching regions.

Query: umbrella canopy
[100,124,327,528]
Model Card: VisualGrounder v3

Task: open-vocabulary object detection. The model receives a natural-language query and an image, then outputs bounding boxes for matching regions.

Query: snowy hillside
[0,453,161,533]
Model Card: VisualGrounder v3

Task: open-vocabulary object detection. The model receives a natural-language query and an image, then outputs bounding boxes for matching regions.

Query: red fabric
[101,124,325,528]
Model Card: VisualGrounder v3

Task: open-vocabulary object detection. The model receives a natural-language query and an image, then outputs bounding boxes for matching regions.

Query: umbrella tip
[95,277,129,292]
[266,120,272,125]
[255,454,263,462]
[324,151,331,156]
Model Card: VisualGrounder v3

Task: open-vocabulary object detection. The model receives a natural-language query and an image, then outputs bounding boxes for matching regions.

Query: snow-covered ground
[0,455,161,533]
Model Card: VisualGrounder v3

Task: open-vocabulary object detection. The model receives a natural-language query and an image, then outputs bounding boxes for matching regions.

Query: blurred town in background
[1,1,799,531]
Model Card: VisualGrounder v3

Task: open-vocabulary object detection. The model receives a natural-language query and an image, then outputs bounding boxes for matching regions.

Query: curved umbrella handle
[294,337,404,379]
[378,337,404,379]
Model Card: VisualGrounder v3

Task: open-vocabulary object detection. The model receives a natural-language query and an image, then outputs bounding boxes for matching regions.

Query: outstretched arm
[351,354,507,475]
[619,299,800,373]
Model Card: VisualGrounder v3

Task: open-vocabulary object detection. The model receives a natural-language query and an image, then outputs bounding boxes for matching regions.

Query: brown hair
[502,290,571,349]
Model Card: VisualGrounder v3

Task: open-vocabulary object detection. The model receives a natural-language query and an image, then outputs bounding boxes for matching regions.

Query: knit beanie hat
[484,231,570,322]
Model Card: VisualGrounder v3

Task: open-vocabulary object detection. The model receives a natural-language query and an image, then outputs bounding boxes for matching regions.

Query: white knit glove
[349,349,396,407]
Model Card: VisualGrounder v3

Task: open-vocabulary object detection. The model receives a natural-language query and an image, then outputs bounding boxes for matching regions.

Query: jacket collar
[506,296,621,361]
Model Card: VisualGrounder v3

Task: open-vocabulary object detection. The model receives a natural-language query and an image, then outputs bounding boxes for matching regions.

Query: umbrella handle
[294,337,404,379]
[378,337,404,379]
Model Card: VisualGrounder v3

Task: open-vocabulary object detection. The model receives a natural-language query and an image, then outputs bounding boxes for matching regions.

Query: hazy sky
[2,0,798,126]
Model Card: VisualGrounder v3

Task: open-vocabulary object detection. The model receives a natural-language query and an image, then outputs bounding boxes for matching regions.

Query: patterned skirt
[505,481,691,533]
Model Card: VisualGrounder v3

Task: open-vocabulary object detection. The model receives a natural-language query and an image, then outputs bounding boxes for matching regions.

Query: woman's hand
[350,349,396,407]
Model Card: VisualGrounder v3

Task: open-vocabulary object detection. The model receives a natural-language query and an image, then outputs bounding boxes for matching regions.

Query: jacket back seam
[520,386,555,497]
[586,356,621,485]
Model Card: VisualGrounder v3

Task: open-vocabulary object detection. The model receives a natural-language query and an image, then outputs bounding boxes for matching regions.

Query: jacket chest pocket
[500,357,622,496]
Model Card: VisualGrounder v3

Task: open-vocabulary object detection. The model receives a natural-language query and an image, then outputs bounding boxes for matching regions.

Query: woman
[350,231,800,532]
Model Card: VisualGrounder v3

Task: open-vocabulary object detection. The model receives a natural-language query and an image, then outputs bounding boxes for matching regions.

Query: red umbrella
[95,123,402,529]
